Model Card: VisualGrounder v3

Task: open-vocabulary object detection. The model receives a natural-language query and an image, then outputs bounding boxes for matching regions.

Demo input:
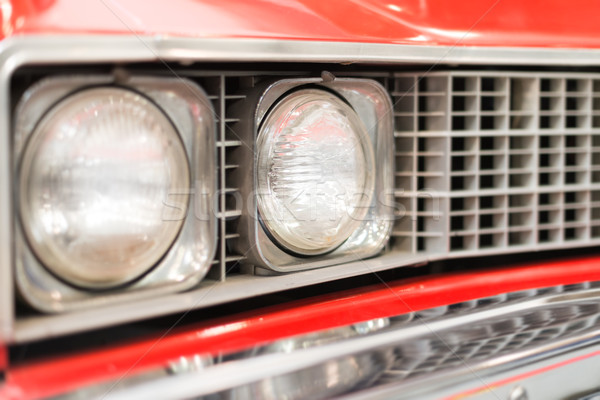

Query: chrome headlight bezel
[231,77,395,273]
[14,75,217,313]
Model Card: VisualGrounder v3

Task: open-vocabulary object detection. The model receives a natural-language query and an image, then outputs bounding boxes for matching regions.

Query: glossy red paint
[0,343,5,370]
[2,0,600,48]
[3,256,600,400]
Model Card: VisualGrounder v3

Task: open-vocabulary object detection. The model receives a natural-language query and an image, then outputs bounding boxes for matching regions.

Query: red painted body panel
[2,0,600,48]
[3,256,600,400]
[0,344,5,371]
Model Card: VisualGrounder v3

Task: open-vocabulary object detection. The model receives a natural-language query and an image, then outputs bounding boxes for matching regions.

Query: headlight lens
[256,89,375,256]
[19,87,190,289]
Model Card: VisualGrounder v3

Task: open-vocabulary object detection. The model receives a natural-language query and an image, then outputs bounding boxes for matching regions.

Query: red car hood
[3,0,600,48]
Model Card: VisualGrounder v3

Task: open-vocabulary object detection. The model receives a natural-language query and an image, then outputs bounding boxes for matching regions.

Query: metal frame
[3,35,600,343]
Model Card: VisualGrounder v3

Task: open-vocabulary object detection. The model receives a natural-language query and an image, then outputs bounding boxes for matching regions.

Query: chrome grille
[13,70,600,343]
[392,71,600,256]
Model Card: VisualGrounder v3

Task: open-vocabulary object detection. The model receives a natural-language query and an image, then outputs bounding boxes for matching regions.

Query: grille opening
[478,234,495,248]
[479,196,496,209]
[540,97,552,110]
[511,115,533,130]
[480,137,496,150]
[480,155,496,170]
[451,156,465,171]
[479,175,496,189]
[565,228,578,240]
[452,76,467,91]
[450,236,464,250]
[540,116,552,129]
[451,216,464,231]
[451,198,465,210]
[509,136,532,149]
[479,214,496,229]
[509,194,531,207]
[452,96,467,111]
[452,137,466,151]
[481,77,496,92]
[509,212,531,227]
[539,154,551,167]
[565,192,579,203]
[481,96,496,111]
[566,97,580,110]
[566,79,581,92]
[539,210,552,224]
[452,176,466,191]
[452,116,467,130]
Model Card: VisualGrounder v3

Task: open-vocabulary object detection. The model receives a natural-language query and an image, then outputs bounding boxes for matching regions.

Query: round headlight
[19,87,190,289]
[256,89,375,256]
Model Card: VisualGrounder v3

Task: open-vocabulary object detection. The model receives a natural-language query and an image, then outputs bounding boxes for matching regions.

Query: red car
[2,1,600,399]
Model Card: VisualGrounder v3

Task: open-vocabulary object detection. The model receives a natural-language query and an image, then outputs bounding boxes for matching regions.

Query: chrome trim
[58,283,600,400]
[13,252,427,342]
[104,335,600,400]
[4,36,600,68]
[155,38,600,66]
[344,341,600,400]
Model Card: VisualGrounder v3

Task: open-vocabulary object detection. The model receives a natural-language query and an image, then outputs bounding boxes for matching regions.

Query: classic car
[2,0,600,399]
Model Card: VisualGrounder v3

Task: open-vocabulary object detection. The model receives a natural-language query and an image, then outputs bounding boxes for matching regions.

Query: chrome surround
[2,35,600,342]
[13,75,217,313]
[231,77,394,272]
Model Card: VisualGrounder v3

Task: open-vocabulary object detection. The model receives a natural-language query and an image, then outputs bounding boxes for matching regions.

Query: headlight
[19,87,190,288]
[15,76,216,313]
[232,77,395,272]
[256,89,375,256]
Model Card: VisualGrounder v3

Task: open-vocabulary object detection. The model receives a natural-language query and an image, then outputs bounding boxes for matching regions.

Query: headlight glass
[19,87,190,289]
[256,89,375,256]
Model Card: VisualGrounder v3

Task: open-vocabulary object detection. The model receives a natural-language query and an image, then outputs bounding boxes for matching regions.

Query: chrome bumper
[49,281,600,400]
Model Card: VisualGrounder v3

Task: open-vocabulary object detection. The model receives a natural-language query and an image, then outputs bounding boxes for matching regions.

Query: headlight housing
[14,76,216,312]
[20,87,190,289]
[232,78,395,272]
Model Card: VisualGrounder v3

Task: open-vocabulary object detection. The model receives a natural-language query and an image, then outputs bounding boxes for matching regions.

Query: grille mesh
[380,282,599,382]
[391,71,600,256]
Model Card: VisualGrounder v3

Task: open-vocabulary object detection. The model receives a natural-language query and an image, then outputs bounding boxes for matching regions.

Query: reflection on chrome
[219,319,392,400]
[70,283,600,400]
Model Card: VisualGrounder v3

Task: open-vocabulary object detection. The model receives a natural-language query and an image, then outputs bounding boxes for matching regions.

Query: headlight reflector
[19,87,190,288]
[256,89,375,256]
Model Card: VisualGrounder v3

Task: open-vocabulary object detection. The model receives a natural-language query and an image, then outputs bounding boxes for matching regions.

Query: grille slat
[208,75,247,282]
